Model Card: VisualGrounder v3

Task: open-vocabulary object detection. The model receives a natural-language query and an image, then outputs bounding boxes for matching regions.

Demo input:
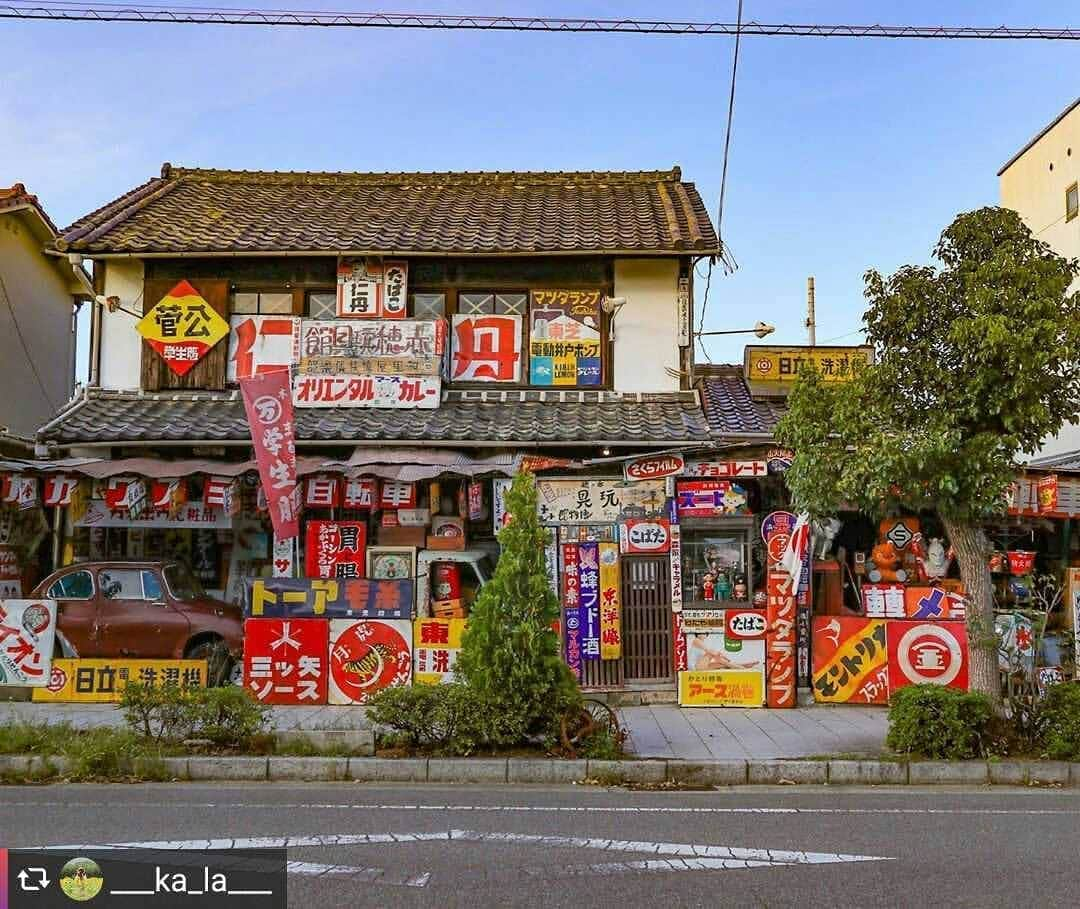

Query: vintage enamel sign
[623,454,685,482]
[136,280,229,376]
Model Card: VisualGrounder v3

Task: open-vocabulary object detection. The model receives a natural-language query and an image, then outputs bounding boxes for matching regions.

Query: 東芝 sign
[743,345,873,386]
[137,280,230,376]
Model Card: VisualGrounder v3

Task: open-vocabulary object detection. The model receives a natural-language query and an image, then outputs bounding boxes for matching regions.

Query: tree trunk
[942,516,1001,709]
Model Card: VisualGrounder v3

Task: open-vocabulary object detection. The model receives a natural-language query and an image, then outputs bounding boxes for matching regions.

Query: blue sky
[3,0,1078,379]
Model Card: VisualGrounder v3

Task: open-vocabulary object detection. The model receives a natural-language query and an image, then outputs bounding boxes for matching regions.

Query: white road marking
[8,801,1080,816]
[33,829,892,883]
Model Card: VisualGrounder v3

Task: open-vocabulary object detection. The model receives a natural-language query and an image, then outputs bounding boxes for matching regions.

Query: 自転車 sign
[137,280,229,377]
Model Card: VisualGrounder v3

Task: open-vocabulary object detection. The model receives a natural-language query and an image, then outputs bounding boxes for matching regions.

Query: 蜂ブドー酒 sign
[743,345,872,385]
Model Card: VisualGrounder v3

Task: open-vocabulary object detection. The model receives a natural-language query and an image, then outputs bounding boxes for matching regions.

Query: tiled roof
[1028,449,1080,473]
[38,388,711,447]
[55,164,719,256]
[0,183,60,235]
[698,368,786,437]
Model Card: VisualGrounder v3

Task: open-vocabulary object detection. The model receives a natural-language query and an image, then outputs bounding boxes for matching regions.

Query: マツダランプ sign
[136,280,230,376]
[528,289,602,386]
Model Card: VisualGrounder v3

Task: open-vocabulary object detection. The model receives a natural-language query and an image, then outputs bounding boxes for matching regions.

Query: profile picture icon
[59,857,103,902]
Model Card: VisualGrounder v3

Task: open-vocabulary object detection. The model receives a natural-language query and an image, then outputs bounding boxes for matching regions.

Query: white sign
[493,478,512,530]
[299,319,442,359]
[535,479,667,524]
[0,599,56,686]
[227,315,301,382]
[683,460,768,479]
[273,535,295,578]
[293,374,441,409]
[677,276,690,347]
[670,523,683,613]
[76,499,232,529]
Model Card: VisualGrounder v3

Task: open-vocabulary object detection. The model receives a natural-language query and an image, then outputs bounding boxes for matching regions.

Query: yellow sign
[136,280,229,377]
[33,658,207,702]
[678,669,764,707]
[743,345,872,384]
[599,542,622,660]
[413,617,466,685]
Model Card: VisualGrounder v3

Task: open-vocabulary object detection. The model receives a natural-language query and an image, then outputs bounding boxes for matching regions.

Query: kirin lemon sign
[137,280,229,376]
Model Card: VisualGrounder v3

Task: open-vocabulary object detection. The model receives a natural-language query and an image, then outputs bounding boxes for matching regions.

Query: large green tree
[776,207,1080,704]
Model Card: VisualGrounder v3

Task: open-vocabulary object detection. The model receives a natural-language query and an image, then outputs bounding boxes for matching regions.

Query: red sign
[887,620,969,692]
[623,454,685,482]
[619,518,670,554]
[902,586,966,621]
[562,543,582,678]
[380,481,416,509]
[305,475,342,508]
[240,368,301,540]
[726,609,767,639]
[151,479,186,512]
[343,477,378,509]
[811,616,889,704]
[243,617,328,704]
[766,570,796,708]
[1037,474,1058,514]
[304,521,367,579]
[450,314,522,382]
[467,481,484,521]
[43,475,78,507]
[228,315,300,381]
[328,618,412,704]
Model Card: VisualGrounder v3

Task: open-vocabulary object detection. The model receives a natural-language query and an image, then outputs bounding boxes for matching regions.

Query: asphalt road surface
[3,782,1079,907]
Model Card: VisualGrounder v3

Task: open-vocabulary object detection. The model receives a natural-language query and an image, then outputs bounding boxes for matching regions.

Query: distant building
[999,98,1080,459]
[0,184,92,449]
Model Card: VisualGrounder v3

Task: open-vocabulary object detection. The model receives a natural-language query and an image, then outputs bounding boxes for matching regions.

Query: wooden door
[620,555,674,683]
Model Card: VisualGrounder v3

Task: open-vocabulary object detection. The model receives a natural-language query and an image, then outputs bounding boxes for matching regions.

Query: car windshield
[163,563,206,601]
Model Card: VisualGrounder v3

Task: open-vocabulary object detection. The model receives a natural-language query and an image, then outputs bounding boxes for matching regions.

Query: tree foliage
[777,207,1080,522]
[776,207,1080,701]
[455,471,581,745]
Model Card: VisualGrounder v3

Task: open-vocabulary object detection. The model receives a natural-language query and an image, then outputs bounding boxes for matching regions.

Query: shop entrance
[620,555,674,684]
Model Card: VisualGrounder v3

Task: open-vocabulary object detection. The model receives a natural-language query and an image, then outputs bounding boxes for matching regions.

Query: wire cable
[1,3,1078,38]
[0,271,59,412]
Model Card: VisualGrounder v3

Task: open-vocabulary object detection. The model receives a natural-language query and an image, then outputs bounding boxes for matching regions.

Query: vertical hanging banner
[598,542,622,660]
[766,570,796,708]
[669,497,683,613]
[561,543,582,678]
[239,368,301,540]
[672,609,688,671]
[304,521,367,579]
[579,541,600,661]
[272,535,295,578]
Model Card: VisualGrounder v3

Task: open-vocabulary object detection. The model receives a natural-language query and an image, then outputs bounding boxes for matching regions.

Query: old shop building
[27,163,759,696]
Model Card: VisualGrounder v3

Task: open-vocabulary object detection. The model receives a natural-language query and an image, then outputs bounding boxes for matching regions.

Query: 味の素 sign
[137,280,230,376]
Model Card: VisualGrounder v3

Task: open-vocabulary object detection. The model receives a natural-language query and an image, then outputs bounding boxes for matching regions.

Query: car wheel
[185,639,234,687]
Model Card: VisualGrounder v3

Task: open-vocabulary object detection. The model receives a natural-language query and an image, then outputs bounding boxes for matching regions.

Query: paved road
[3,783,1077,907]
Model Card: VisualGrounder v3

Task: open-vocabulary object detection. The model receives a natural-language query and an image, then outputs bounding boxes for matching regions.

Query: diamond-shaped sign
[136,280,230,376]
[883,520,914,550]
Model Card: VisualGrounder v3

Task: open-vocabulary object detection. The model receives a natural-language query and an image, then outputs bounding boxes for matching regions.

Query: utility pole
[806,276,816,346]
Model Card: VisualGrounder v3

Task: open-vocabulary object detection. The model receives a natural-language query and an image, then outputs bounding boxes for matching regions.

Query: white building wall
[0,215,76,436]
[99,259,144,391]
[612,258,681,393]
[1000,101,1080,458]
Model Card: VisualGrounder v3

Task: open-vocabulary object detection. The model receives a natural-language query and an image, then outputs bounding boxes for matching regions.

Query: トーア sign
[246,577,414,619]
[137,280,229,376]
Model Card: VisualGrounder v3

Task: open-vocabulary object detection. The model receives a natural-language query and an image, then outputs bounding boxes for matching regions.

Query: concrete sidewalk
[1,700,888,760]
[619,704,889,759]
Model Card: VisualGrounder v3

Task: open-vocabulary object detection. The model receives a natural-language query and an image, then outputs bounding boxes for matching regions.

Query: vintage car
[32,561,244,684]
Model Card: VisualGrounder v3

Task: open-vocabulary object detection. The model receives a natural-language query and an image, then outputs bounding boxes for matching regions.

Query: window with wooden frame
[306,289,337,319]
[231,291,294,314]
[439,288,531,386]
[1067,183,1079,223]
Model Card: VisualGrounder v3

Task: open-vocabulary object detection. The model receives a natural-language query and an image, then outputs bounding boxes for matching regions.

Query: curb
[4,755,1080,786]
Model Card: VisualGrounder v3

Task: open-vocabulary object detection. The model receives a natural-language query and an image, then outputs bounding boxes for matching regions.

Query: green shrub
[120,683,196,741]
[1037,681,1080,760]
[576,727,625,761]
[455,471,582,747]
[121,682,268,747]
[368,682,482,754]
[886,684,993,759]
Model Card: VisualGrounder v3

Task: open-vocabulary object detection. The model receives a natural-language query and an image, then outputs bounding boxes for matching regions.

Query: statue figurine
[925,538,949,579]
[702,572,716,602]
[868,540,907,583]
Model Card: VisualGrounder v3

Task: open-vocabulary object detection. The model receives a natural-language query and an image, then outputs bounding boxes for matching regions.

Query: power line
[0,272,59,413]
[1,4,1079,38]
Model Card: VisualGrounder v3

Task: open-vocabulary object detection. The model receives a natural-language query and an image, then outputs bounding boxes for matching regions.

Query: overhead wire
[0,272,59,413]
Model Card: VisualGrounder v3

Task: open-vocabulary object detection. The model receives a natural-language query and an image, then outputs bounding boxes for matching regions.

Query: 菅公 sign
[136,280,229,376]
